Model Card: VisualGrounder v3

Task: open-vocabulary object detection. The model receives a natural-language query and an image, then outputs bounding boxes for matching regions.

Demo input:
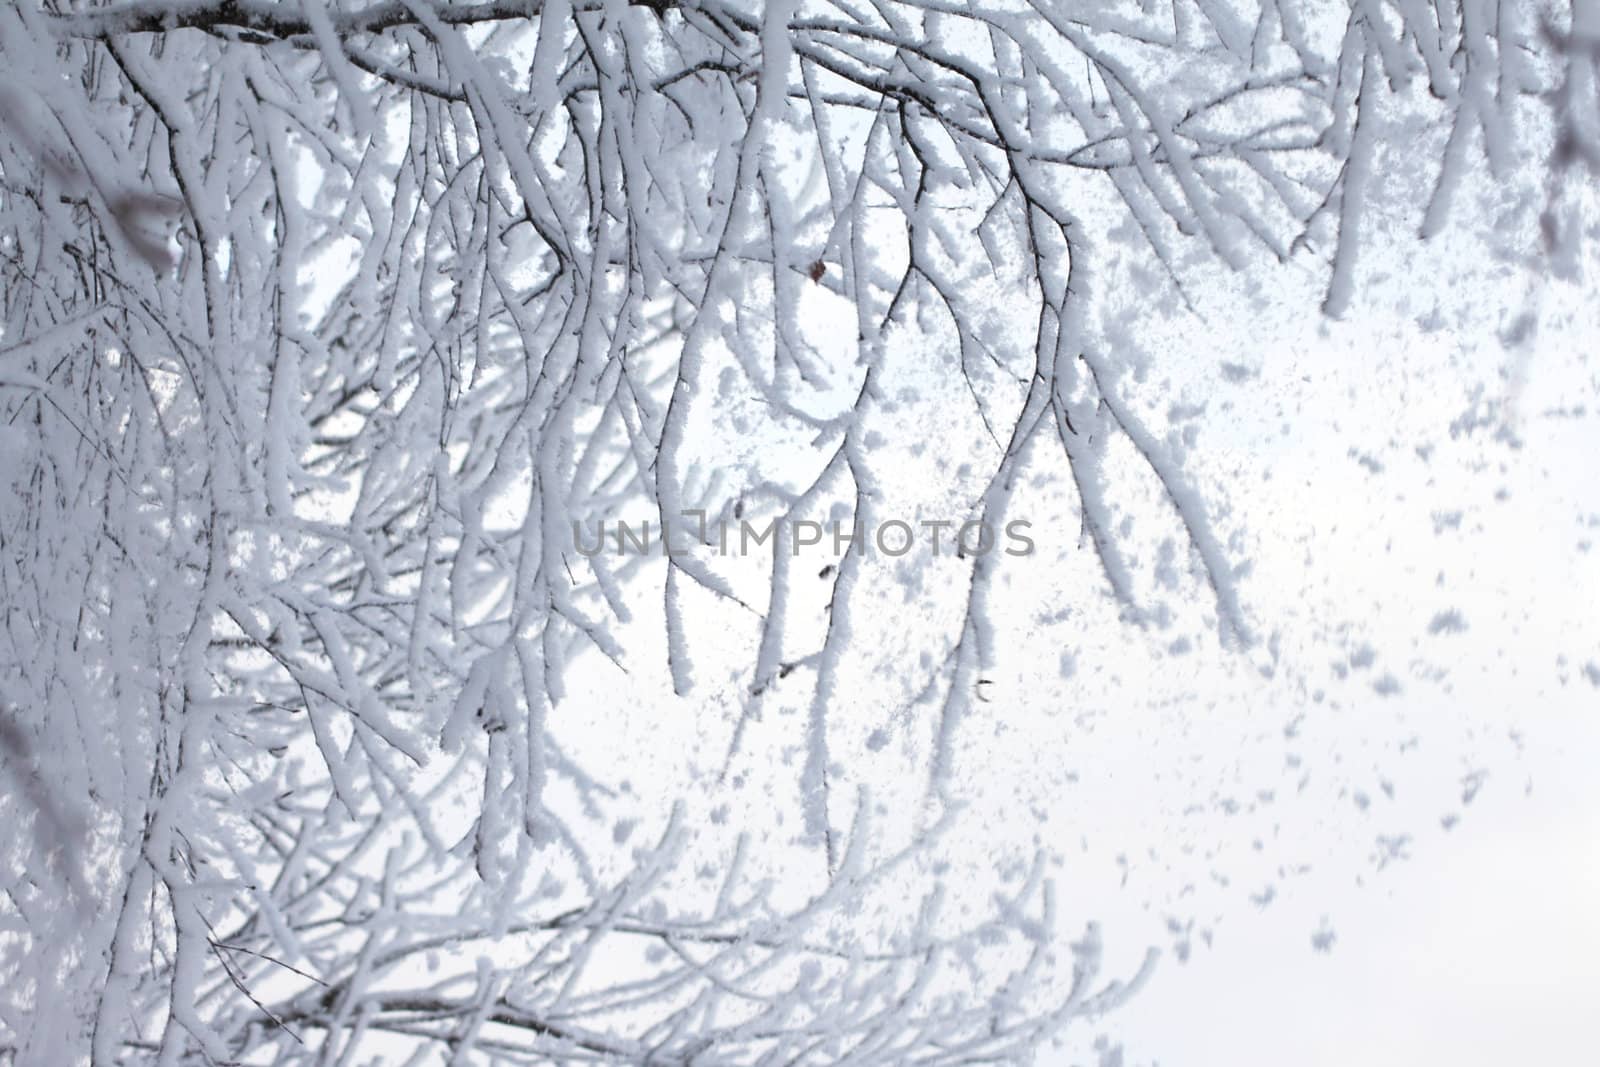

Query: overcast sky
[1031,232,1600,1064]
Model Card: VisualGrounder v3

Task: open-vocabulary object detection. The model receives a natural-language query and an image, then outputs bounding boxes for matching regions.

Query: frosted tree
[0,1,1591,1063]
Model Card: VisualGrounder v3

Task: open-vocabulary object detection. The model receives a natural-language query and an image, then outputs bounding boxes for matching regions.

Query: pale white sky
[1115,728,1600,1067]
[1026,231,1600,1063]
